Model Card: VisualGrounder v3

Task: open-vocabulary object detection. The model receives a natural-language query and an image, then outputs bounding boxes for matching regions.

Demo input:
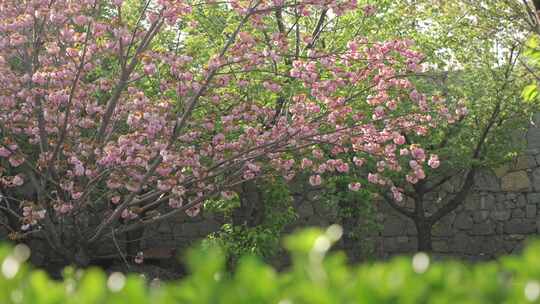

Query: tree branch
[380,191,415,219]
[428,167,476,223]
[306,8,328,50]
[89,3,261,244]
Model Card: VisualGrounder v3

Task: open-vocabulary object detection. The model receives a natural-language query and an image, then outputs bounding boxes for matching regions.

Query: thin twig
[112,228,130,270]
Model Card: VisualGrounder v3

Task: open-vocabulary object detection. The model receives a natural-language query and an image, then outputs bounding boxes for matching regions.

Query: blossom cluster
[0,0,463,240]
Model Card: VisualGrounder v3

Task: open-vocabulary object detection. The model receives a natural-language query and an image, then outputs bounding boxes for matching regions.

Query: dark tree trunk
[232,180,265,227]
[415,220,433,252]
[334,181,366,262]
[337,197,358,261]
[412,190,433,253]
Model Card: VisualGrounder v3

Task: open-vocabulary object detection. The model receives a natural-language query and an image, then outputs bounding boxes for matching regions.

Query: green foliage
[320,175,380,256]
[4,229,540,303]
[204,180,297,262]
[206,173,380,263]
[523,35,540,103]
[523,83,539,102]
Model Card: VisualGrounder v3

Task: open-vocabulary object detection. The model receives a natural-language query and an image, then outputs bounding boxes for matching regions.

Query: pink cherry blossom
[186,204,201,217]
[393,134,406,145]
[57,203,74,214]
[8,155,24,167]
[353,157,365,167]
[157,179,174,191]
[12,175,24,186]
[428,154,440,168]
[71,192,83,200]
[221,191,236,200]
[336,162,350,173]
[415,168,426,179]
[368,173,379,184]
[169,197,183,209]
[301,158,313,169]
[309,175,322,186]
[0,147,11,157]
[121,209,138,220]
[410,146,426,161]
[143,63,157,75]
[106,179,122,190]
[0,0,445,250]
[348,182,362,191]
[363,5,377,16]
[406,174,418,184]
[391,186,403,202]
[135,251,144,264]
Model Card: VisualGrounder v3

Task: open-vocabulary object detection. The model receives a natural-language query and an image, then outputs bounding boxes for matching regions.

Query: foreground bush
[1,227,540,304]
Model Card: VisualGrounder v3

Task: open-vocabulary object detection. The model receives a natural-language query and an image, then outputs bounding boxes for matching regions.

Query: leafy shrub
[2,227,540,303]
[321,175,380,257]
[204,180,297,263]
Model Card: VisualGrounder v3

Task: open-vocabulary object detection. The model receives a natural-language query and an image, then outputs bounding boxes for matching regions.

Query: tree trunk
[232,180,264,227]
[415,220,433,252]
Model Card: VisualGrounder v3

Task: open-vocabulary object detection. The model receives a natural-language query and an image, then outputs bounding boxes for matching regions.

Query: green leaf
[526,35,540,50]
[525,48,540,64]
[522,83,538,102]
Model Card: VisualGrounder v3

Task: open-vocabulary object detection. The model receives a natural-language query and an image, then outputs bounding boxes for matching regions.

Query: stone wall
[13,151,540,267]
[377,121,540,259]
[6,123,540,269]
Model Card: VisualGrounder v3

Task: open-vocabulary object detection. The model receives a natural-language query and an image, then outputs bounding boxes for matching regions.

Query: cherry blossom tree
[342,0,538,252]
[0,0,447,265]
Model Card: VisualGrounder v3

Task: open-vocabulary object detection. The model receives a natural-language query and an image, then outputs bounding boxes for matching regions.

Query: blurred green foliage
[3,228,540,303]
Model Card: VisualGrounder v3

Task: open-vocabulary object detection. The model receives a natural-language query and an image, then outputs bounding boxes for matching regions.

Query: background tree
[337,0,539,251]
